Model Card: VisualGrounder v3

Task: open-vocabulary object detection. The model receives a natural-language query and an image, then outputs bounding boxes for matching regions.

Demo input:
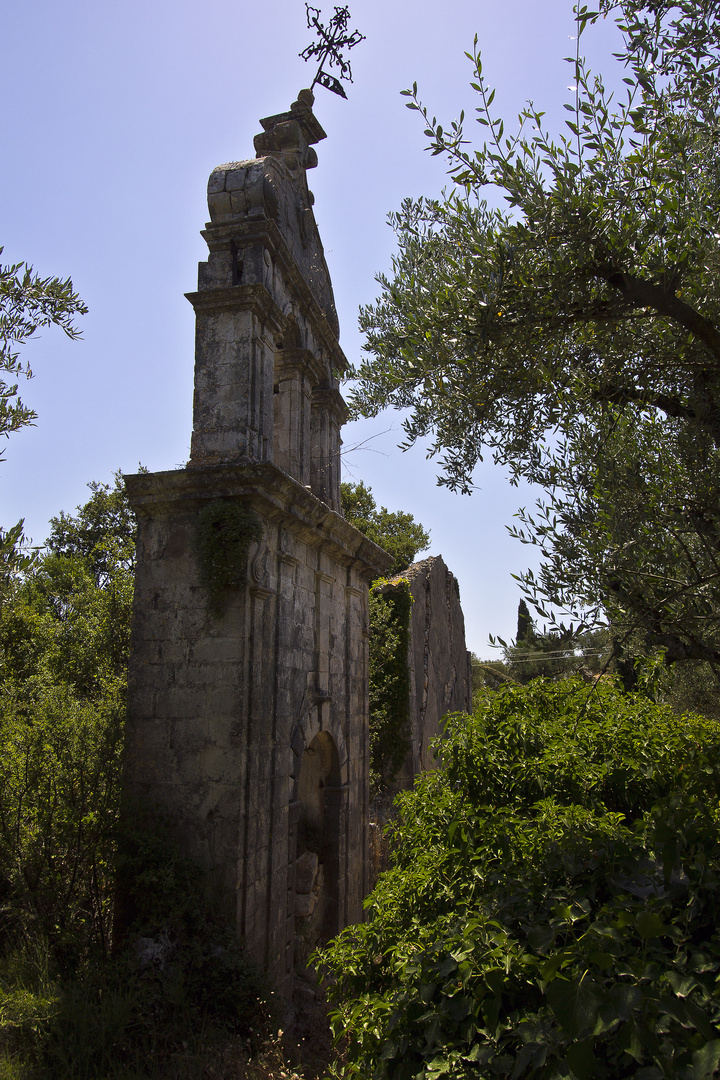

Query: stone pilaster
[272,348,320,486]
[188,284,281,466]
[310,384,347,511]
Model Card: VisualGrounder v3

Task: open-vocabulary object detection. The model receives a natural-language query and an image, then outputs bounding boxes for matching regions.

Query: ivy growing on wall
[193,500,262,617]
[369,577,412,790]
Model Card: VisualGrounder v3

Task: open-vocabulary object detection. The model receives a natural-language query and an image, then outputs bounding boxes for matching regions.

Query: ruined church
[121,90,470,999]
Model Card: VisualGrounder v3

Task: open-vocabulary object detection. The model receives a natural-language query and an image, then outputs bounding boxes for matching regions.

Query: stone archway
[294,729,341,963]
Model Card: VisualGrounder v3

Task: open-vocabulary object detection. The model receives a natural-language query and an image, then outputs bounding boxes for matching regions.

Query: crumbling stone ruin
[367,556,472,883]
[121,90,391,999]
[384,556,473,789]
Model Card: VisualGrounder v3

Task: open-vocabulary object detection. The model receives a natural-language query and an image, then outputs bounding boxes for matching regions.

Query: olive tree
[351,0,720,665]
[1,251,86,451]
[0,251,86,579]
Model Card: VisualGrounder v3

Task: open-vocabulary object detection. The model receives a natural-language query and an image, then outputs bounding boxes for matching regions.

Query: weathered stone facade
[388,556,473,788]
[121,90,391,998]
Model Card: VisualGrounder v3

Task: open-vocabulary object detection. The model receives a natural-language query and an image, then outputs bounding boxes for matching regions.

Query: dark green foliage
[0,473,135,701]
[503,604,611,685]
[342,481,429,786]
[319,679,720,1078]
[0,477,132,1071]
[1,551,133,700]
[666,660,720,724]
[193,500,263,616]
[369,580,413,790]
[0,690,123,967]
[47,471,137,586]
[516,600,533,646]
[341,482,429,577]
[0,769,272,1080]
[0,476,135,967]
[470,654,515,691]
[0,879,272,1080]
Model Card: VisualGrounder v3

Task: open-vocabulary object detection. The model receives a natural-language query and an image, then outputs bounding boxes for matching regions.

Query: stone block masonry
[121,89,391,1000]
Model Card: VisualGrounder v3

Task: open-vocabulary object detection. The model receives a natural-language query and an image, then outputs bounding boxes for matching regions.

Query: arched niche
[294,729,342,953]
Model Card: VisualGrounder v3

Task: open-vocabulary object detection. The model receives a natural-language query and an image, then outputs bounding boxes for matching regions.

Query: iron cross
[299,4,365,99]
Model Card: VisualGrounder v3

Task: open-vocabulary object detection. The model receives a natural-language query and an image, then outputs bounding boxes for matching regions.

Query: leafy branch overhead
[351,0,720,665]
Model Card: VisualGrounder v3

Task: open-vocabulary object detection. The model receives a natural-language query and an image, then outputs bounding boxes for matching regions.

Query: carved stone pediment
[205,90,338,338]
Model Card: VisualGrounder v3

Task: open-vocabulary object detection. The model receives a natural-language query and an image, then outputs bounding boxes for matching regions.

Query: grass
[0,937,334,1080]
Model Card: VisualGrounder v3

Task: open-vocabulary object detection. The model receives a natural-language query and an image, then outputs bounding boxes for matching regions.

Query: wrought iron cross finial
[299,4,365,99]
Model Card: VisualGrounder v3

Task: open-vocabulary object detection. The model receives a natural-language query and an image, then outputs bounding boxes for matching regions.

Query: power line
[474,646,607,666]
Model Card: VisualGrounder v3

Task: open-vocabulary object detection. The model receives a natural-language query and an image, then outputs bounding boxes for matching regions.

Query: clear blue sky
[0,0,621,655]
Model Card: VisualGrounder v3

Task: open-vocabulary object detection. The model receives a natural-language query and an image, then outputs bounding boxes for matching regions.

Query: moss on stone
[193,500,262,616]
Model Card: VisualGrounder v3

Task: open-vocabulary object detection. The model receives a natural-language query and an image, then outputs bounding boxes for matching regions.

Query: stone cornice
[274,347,328,390]
[184,282,284,332]
[124,462,392,580]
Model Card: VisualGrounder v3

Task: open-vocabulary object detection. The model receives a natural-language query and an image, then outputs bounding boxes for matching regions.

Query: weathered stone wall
[389,556,473,789]
[121,90,391,999]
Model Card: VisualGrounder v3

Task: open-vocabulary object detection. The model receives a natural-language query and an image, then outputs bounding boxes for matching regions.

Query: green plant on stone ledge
[193,500,262,617]
[369,577,413,790]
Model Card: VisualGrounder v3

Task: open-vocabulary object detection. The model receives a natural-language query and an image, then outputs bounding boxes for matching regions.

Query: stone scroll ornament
[299,3,365,99]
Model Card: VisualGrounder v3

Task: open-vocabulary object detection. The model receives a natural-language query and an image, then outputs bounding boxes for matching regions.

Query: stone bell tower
[121,91,391,998]
[188,88,345,507]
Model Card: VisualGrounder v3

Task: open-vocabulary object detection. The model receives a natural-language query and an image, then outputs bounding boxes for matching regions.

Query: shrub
[0,687,123,965]
[319,678,720,1079]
